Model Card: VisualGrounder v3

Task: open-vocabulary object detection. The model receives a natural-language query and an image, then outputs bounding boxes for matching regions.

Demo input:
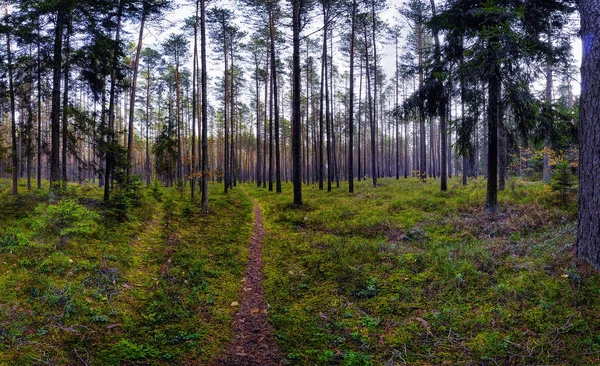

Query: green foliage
[149,179,165,202]
[31,199,99,248]
[107,175,145,222]
[100,339,161,365]
[0,231,27,252]
[550,159,577,206]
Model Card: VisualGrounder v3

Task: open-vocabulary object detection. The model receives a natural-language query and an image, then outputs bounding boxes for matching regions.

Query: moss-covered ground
[1,176,598,365]
[245,177,599,365]
[0,179,253,365]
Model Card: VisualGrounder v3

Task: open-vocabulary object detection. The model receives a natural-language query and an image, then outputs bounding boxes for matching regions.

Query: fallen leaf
[122,283,132,289]
[250,308,260,314]
[415,317,430,329]
[231,302,239,307]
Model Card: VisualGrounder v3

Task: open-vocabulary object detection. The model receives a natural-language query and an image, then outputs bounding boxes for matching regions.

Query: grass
[0,178,253,365]
[0,175,593,365]
[244,176,599,365]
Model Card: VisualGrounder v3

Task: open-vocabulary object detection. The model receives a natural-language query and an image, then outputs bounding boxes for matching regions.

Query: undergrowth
[245,177,598,365]
[0,178,252,365]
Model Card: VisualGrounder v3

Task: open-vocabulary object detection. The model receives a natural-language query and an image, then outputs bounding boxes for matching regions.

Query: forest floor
[213,190,282,366]
[0,176,598,365]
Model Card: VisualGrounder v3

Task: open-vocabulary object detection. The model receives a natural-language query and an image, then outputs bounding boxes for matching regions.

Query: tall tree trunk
[543,32,553,184]
[430,0,447,191]
[318,15,325,191]
[324,21,332,192]
[269,6,282,193]
[4,1,17,195]
[291,0,302,204]
[128,8,146,177]
[105,0,123,202]
[371,0,378,187]
[37,24,42,189]
[255,54,262,187]
[191,3,198,198]
[145,64,151,185]
[200,0,209,212]
[348,0,356,193]
[577,0,600,267]
[395,33,399,180]
[62,20,71,186]
[418,25,426,182]
[485,42,500,215]
[50,6,65,192]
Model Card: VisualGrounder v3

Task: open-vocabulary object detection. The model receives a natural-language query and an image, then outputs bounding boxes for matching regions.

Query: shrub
[31,199,99,249]
[550,159,576,206]
[149,179,164,202]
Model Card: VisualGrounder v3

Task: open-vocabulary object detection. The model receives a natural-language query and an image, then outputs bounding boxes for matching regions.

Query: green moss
[245,177,585,365]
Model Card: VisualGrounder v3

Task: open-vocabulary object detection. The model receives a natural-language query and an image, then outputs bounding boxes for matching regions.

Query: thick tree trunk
[577,0,600,267]
[485,44,500,215]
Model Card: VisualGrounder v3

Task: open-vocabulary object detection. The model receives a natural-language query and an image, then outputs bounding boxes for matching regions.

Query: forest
[1,0,600,364]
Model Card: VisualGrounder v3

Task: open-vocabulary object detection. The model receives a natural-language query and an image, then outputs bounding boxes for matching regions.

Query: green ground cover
[0,179,252,365]
[246,177,598,365]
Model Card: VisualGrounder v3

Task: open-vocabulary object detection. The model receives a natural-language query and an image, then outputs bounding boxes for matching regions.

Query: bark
[485,42,500,215]
[348,0,356,193]
[430,0,447,191]
[291,0,302,205]
[370,0,378,187]
[268,6,282,194]
[50,7,65,192]
[105,0,123,202]
[318,14,326,191]
[4,1,17,195]
[201,0,209,212]
[128,8,146,177]
[37,24,42,189]
[577,0,600,267]
[62,21,70,186]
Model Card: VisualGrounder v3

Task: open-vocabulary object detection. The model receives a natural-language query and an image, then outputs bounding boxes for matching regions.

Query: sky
[130,0,582,109]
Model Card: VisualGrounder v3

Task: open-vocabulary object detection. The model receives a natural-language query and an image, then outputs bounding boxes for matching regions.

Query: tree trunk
[485,42,500,215]
[430,0,447,191]
[105,0,123,202]
[200,0,209,212]
[291,0,302,204]
[50,7,65,192]
[37,24,42,189]
[348,0,356,193]
[128,9,146,177]
[269,6,282,193]
[62,21,71,186]
[370,0,378,187]
[577,0,600,267]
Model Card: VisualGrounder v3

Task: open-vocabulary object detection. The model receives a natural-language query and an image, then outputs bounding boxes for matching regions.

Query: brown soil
[212,192,282,366]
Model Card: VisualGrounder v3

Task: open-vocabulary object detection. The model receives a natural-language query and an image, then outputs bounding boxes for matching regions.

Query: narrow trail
[213,190,282,366]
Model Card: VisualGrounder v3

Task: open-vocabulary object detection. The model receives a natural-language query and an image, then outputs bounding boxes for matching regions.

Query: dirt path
[213,192,282,366]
